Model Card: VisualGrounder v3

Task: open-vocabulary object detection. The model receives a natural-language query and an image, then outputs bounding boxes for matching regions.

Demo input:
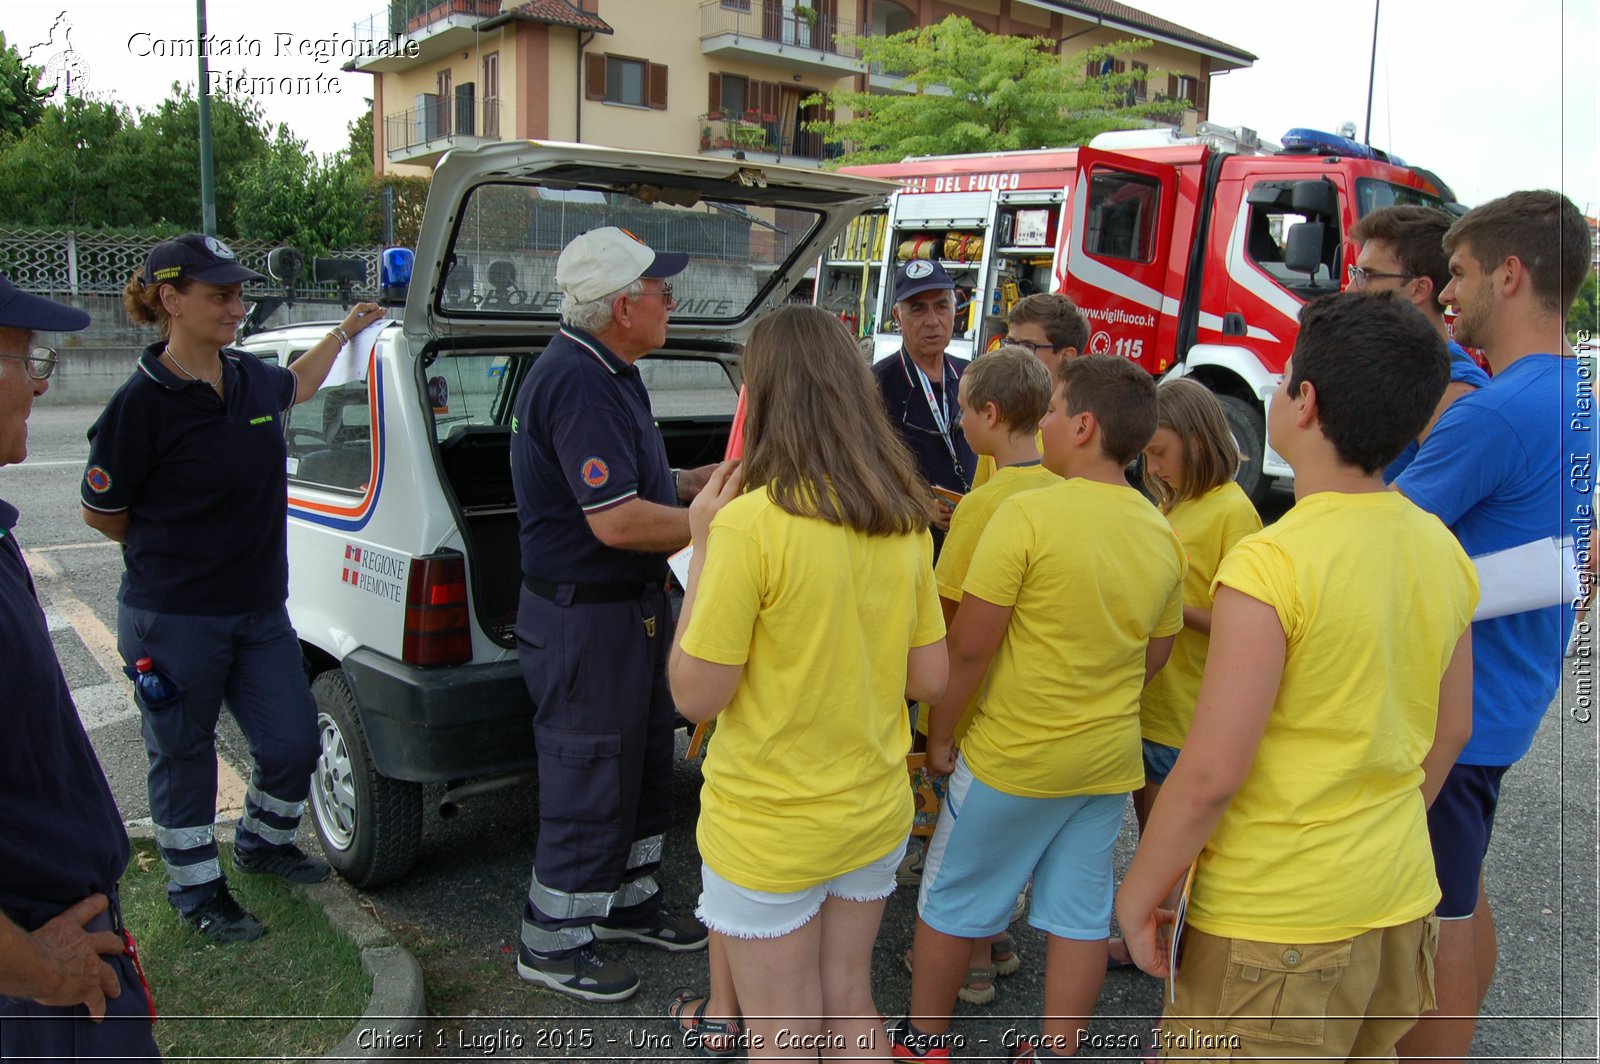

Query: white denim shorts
[696,840,907,940]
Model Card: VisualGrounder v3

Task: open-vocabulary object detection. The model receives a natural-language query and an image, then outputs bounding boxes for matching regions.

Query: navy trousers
[117,602,319,913]
[515,585,676,959]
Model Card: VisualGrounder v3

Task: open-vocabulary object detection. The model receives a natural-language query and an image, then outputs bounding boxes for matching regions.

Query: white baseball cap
[555,227,689,304]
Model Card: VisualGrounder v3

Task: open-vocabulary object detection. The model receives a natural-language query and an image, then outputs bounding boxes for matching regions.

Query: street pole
[1363,0,1380,147]
[197,0,217,236]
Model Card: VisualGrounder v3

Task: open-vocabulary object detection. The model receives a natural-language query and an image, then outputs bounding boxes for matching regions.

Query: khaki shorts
[1157,915,1439,1062]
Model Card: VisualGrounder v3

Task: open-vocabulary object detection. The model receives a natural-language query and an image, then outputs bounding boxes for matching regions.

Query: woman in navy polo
[81,234,382,942]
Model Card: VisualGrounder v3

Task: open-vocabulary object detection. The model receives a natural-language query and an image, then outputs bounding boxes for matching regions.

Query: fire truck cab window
[1084,171,1160,263]
[1245,204,1340,294]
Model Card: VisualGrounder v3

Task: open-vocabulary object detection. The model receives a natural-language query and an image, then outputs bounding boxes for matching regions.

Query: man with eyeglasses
[1348,206,1489,482]
[0,274,160,1058]
[970,293,1089,489]
[873,261,976,552]
[508,228,715,1003]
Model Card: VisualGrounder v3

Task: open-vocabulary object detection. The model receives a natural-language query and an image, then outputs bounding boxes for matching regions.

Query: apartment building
[349,0,1255,176]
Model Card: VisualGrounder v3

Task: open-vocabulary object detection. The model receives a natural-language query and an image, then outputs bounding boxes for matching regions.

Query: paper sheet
[668,544,694,590]
[319,318,387,390]
[1472,535,1582,621]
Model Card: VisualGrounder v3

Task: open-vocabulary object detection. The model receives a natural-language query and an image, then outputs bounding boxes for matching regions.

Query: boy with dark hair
[1348,204,1489,480]
[971,294,1090,489]
[1395,189,1594,1064]
[894,355,1185,1060]
[1117,291,1477,1061]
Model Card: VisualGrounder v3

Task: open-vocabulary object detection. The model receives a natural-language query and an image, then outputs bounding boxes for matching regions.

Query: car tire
[310,670,423,888]
[1215,393,1272,508]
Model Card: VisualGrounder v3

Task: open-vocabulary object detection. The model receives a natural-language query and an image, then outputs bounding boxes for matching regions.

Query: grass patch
[119,840,369,1062]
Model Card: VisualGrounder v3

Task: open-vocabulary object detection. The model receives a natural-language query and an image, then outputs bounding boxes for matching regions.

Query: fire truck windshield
[1355,178,1446,217]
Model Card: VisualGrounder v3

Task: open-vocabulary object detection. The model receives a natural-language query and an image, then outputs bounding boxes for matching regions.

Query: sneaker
[592,909,708,952]
[233,845,331,884]
[895,846,926,887]
[1009,881,1030,924]
[182,884,266,943]
[517,944,640,1002]
[886,1016,952,1060]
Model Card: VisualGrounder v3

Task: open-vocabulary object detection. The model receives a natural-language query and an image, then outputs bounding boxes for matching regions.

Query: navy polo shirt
[873,348,975,494]
[510,326,674,585]
[82,342,297,615]
[0,498,129,926]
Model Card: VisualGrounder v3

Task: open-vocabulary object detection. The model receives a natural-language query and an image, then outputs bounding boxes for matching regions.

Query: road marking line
[10,458,89,468]
[22,547,247,820]
[29,540,120,553]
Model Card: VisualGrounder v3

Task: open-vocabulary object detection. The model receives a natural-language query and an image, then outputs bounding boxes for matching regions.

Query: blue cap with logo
[142,234,268,286]
[0,271,90,331]
[893,259,958,304]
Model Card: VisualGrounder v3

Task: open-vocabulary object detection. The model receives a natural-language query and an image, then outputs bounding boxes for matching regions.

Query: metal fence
[0,229,385,300]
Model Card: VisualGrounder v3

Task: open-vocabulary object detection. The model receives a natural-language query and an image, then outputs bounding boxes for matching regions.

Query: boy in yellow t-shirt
[892,356,1187,1061]
[906,345,1057,1004]
[1116,292,1478,1061]
[970,293,1088,489]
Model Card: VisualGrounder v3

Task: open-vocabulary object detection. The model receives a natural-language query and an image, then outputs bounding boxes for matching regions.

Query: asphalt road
[7,401,1597,1062]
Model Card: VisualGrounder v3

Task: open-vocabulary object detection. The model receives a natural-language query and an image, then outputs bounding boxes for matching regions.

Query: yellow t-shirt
[969,431,1045,489]
[679,488,945,893]
[920,462,1060,739]
[1140,482,1262,747]
[1188,491,1479,942]
[960,479,1186,798]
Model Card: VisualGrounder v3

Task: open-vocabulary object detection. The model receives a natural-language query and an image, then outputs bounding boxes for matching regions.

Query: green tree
[363,173,430,247]
[0,96,148,227]
[235,124,371,257]
[807,16,1170,166]
[1571,270,1598,346]
[121,82,273,236]
[345,108,374,173]
[0,32,46,140]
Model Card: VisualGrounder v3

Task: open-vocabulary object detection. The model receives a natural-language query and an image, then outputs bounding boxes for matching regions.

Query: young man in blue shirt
[1394,190,1594,1063]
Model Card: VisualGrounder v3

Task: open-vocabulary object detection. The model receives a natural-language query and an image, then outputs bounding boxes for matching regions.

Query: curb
[125,822,427,1061]
[306,879,428,1061]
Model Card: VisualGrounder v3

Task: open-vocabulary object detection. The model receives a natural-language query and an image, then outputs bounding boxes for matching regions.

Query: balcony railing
[386,96,501,158]
[700,1,862,61]
[697,112,837,163]
[354,0,502,45]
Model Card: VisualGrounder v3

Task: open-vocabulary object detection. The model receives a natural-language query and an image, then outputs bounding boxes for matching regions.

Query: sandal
[901,949,998,1006]
[991,933,1021,977]
[667,987,743,1059]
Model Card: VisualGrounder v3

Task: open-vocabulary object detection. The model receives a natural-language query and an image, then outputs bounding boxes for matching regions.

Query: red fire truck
[822,126,1456,502]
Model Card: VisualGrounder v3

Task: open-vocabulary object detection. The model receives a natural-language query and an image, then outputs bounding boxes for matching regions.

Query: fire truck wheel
[1216,393,1272,507]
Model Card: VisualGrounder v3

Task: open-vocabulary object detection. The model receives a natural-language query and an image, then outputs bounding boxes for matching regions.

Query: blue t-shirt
[510,326,675,585]
[0,499,129,926]
[1384,342,1492,484]
[1397,353,1593,765]
[83,344,298,615]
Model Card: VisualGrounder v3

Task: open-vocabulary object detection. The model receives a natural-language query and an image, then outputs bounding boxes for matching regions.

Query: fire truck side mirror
[1290,179,1339,220]
[1284,221,1329,280]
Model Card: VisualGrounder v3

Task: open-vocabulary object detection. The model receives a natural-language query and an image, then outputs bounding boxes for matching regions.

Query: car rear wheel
[310,669,422,888]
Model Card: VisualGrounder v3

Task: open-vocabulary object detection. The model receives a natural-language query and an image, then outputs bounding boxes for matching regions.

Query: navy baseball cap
[142,234,268,286]
[894,259,957,303]
[0,271,91,331]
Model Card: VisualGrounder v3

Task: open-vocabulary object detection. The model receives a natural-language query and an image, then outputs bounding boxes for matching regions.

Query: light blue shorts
[1142,739,1181,785]
[696,840,906,940]
[917,756,1125,940]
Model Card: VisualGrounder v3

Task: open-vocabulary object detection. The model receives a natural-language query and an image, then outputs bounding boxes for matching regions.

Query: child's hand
[926,735,956,777]
[1121,905,1177,978]
[688,460,742,546]
[931,497,954,532]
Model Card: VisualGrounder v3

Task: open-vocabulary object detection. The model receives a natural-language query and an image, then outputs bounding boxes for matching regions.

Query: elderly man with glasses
[873,260,976,554]
[507,227,717,1002]
[0,273,160,1059]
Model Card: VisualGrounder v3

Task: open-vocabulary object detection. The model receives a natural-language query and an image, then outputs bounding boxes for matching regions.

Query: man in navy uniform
[872,260,975,554]
[510,228,713,1001]
[0,273,160,1059]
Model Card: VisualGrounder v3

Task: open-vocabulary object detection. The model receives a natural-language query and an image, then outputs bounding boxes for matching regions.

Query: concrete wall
[37,297,353,406]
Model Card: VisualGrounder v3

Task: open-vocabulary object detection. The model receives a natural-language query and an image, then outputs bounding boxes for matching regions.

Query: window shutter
[1167,74,1178,100]
[1086,59,1099,78]
[585,53,606,101]
[762,80,780,120]
[709,72,722,114]
[1196,77,1208,115]
[648,63,668,109]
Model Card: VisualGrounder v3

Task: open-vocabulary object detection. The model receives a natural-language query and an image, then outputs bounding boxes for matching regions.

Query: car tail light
[403,551,471,666]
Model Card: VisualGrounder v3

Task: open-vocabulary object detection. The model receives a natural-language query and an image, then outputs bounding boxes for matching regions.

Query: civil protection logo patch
[905,260,934,280]
[581,457,610,488]
[85,465,112,493]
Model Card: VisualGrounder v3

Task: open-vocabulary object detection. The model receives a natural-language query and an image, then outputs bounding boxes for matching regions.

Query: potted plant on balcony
[794,4,817,47]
